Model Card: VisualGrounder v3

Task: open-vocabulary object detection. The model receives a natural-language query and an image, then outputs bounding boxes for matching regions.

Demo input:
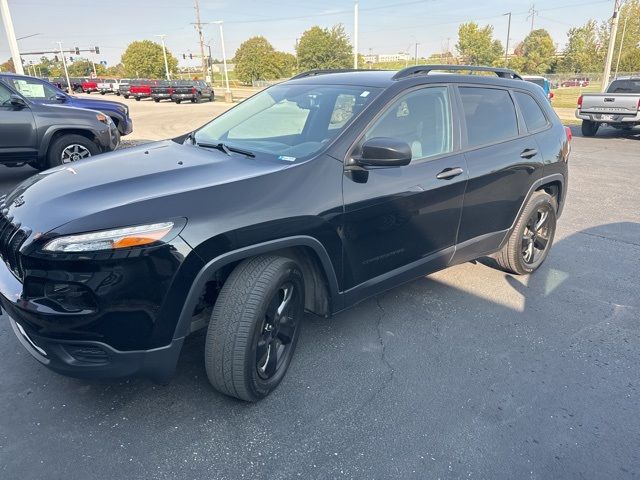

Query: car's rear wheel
[205,255,304,401]
[123,95,129,99]
[175,99,181,104]
[135,97,140,101]
[581,120,599,137]
[494,191,557,275]
[46,134,100,168]
[154,98,160,103]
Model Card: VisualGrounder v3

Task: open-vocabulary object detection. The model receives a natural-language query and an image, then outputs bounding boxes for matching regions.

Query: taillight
[191,87,197,94]
[549,91,554,100]
[168,87,174,94]
[577,95,583,108]
[564,126,572,143]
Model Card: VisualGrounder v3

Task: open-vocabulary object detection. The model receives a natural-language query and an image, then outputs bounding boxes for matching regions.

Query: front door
[342,85,467,297]
[0,84,37,163]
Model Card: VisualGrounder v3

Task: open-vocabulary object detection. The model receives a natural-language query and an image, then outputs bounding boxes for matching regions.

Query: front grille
[0,209,28,279]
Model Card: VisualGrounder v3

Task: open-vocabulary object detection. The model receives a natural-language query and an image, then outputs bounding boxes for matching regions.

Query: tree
[619,48,640,72]
[520,29,556,74]
[234,36,278,84]
[296,24,352,70]
[0,58,15,73]
[67,58,106,77]
[559,20,604,73]
[121,40,178,78]
[613,0,640,72]
[456,22,503,65]
[272,51,297,78]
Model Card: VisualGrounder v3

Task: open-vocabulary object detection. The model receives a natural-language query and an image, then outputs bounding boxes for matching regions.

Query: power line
[527,4,539,32]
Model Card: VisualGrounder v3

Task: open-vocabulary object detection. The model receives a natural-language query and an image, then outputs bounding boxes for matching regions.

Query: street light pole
[156,34,171,80]
[602,0,621,92]
[614,12,628,78]
[503,12,512,67]
[414,42,420,65]
[57,41,72,94]
[214,21,232,102]
[353,0,359,69]
[0,0,25,74]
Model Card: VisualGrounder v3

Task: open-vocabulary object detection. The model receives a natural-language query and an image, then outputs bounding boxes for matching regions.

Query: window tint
[608,79,640,93]
[460,87,518,147]
[0,83,13,105]
[514,91,548,132]
[364,86,452,160]
[6,77,58,100]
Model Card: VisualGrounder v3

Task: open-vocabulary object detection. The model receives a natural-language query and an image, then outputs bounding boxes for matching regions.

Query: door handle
[436,167,464,180]
[520,148,538,159]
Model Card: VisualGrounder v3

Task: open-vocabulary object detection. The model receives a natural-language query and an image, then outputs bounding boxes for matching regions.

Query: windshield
[194,83,380,160]
[608,79,640,94]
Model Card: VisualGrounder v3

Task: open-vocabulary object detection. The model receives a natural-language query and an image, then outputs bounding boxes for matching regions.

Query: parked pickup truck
[151,80,175,102]
[576,77,640,136]
[82,79,99,94]
[171,80,214,104]
[118,79,131,97]
[98,79,119,95]
[129,79,157,101]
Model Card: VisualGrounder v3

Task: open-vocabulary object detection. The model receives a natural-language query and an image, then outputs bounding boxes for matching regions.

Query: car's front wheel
[46,134,100,168]
[494,190,557,275]
[205,255,304,401]
[581,120,599,137]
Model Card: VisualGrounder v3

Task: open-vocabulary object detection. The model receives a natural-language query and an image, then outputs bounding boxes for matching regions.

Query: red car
[129,79,158,101]
[81,78,98,93]
[561,77,590,88]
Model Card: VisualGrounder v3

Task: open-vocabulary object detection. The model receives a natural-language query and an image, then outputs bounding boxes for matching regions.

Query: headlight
[43,222,174,253]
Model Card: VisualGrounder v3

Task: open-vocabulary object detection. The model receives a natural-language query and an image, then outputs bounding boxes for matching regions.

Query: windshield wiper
[196,142,255,158]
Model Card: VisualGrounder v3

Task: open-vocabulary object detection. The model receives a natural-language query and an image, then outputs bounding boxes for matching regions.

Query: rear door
[341,85,467,294]
[0,83,37,162]
[453,85,543,259]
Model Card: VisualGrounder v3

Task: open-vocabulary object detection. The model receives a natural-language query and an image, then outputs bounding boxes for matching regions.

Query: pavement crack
[577,231,640,248]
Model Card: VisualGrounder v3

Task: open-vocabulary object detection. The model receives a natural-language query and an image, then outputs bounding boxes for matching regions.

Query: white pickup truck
[97,78,120,95]
[576,77,640,136]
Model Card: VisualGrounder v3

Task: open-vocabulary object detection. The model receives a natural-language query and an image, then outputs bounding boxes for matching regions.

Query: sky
[1,0,615,68]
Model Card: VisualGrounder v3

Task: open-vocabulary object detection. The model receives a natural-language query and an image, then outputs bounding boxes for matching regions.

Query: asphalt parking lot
[0,122,638,479]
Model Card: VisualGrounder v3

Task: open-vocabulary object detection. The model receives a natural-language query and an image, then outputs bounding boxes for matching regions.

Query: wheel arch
[39,127,99,159]
[172,236,341,340]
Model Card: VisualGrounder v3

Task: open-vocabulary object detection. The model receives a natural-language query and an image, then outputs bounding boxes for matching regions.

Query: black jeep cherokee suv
[0,66,570,401]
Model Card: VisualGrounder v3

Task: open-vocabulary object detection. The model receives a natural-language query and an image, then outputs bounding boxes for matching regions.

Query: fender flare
[38,125,101,158]
[172,235,341,340]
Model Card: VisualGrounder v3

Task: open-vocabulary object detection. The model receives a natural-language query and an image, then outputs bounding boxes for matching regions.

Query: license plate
[601,114,614,121]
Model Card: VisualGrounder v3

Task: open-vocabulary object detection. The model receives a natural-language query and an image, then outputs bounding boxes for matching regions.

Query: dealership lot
[0,118,638,480]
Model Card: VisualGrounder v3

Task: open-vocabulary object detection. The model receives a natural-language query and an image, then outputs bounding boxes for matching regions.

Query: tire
[116,92,120,96]
[135,97,140,101]
[46,134,100,168]
[205,255,305,402]
[494,191,557,275]
[154,98,160,103]
[209,93,214,102]
[124,95,129,99]
[581,120,599,137]
[175,99,181,104]
[100,92,105,95]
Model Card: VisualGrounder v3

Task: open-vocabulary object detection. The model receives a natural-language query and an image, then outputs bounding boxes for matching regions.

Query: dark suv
[171,80,214,103]
[0,79,120,169]
[0,66,570,401]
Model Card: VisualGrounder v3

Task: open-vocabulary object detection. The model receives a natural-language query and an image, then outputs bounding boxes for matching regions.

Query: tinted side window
[364,86,452,160]
[514,91,548,132]
[460,87,518,148]
[0,83,13,105]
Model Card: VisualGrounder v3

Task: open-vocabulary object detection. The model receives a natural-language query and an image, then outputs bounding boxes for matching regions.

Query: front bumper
[576,109,640,124]
[95,121,121,152]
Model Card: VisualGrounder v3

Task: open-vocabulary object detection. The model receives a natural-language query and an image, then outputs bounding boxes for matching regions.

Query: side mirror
[55,93,67,102]
[355,137,412,167]
[9,94,27,109]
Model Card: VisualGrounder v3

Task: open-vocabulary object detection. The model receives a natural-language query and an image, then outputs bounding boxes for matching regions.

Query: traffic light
[74,46,80,55]
[69,57,74,62]
[189,53,193,60]
[182,54,186,59]
[54,55,59,62]
[95,46,100,54]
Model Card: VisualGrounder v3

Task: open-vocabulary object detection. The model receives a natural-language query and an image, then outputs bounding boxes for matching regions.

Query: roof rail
[290,69,375,80]
[392,65,523,81]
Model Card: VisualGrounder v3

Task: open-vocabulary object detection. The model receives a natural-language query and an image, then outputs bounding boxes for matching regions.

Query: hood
[66,96,128,114]
[4,140,291,237]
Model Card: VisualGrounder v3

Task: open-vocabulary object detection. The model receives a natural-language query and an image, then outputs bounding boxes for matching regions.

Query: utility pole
[193,0,207,79]
[527,4,538,32]
[214,21,232,102]
[614,10,628,78]
[504,12,512,66]
[602,0,622,92]
[414,42,420,65]
[57,41,72,94]
[353,0,359,69]
[0,0,25,74]
[156,34,171,80]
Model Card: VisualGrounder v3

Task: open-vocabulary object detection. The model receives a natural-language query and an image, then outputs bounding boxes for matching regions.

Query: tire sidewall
[47,135,99,168]
[245,262,304,400]
[513,194,557,274]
